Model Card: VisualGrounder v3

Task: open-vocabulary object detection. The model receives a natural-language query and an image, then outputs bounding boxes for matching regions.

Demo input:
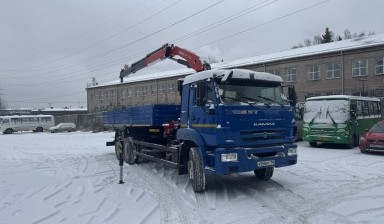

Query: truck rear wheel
[188,147,205,192]
[123,137,136,165]
[254,167,274,180]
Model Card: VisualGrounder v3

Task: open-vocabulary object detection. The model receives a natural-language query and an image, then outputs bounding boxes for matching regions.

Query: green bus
[303,95,382,148]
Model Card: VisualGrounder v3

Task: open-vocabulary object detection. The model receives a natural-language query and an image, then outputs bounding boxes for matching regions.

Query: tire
[309,141,317,147]
[347,135,357,149]
[353,134,359,147]
[123,137,136,165]
[188,147,205,192]
[254,167,274,180]
[114,139,123,161]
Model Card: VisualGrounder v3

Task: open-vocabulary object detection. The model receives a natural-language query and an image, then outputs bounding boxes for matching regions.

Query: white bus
[0,115,55,134]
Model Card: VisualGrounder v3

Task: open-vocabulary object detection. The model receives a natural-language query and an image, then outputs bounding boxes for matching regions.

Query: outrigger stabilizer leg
[118,136,125,184]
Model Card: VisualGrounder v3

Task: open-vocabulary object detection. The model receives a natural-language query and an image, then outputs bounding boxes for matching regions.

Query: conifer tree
[321,27,333,43]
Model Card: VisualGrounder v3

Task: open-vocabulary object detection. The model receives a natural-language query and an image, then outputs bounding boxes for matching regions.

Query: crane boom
[119,44,211,82]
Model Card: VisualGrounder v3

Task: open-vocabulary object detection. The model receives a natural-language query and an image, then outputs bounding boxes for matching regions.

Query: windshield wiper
[326,107,337,125]
[310,108,321,124]
[236,95,265,106]
[220,96,255,106]
[255,95,285,107]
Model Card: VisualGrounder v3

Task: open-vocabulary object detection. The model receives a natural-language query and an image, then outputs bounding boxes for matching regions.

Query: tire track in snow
[30,210,60,224]
[78,197,107,217]
[231,174,310,224]
[194,193,209,224]
[301,178,384,221]
[129,164,193,224]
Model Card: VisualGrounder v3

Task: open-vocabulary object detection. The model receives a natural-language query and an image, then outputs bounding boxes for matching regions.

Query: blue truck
[106,44,298,192]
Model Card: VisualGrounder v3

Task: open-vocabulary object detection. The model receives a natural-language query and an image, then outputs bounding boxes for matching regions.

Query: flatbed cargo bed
[103,104,181,128]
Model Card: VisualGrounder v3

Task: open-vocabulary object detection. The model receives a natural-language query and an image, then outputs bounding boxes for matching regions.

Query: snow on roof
[31,107,87,112]
[182,69,283,85]
[306,95,380,101]
[92,34,384,89]
[215,33,384,69]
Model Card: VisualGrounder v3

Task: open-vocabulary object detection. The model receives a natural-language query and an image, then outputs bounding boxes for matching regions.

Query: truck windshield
[215,79,287,106]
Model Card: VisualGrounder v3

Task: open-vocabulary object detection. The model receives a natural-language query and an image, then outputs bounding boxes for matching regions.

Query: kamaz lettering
[254,122,276,126]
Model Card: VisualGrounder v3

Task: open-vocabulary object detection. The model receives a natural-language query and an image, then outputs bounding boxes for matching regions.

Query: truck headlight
[287,147,297,156]
[221,153,238,162]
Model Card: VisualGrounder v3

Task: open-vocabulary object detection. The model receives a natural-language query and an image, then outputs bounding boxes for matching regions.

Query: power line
[15,0,153,62]
[195,0,330,49]
[11,0,185,73]
[1,0,227,84]
[3,0,329,91]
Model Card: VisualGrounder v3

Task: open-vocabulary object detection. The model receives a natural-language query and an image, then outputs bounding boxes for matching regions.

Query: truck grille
[240,129,286,142]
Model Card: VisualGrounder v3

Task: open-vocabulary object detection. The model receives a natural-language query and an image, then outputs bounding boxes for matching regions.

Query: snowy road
[0,132,383,224]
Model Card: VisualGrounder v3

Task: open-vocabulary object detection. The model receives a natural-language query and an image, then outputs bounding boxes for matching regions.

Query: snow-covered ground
[0,131,383,224]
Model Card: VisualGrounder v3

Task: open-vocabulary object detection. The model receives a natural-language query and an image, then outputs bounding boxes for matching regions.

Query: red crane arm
[119,44,211,82]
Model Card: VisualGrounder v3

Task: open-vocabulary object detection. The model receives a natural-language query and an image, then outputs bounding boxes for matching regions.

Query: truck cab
[177,69,297,177]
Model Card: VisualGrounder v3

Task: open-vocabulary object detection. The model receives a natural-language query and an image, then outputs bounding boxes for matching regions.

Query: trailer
[106,44,298,192]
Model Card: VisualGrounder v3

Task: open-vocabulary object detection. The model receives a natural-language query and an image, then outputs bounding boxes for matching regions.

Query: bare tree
[206,56,220,64]
[304,39,312,46]
[0,95,8,116]
[312,34,323,45]
[344,29,352,39]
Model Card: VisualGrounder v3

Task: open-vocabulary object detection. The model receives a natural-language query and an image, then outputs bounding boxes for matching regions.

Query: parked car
[359,120,384,153]
[50,123,76,133]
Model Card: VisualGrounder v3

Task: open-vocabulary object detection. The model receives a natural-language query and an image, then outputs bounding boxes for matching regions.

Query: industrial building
[87,34,384,113]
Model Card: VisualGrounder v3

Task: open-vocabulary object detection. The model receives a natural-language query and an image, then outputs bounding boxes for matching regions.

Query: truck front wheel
[188,147,205,192]
[254,167,274,180]
[123,137,136,165]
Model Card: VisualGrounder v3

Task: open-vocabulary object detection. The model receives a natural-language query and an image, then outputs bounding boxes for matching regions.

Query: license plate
[257,160,275,167]
[370,144,384,148]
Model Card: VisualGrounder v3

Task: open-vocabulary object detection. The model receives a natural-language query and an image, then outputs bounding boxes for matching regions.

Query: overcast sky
[1,0,383,109]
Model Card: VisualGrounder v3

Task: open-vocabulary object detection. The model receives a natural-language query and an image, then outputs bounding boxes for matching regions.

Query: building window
[168,82,176,93]
[285,67,297,82]
[119,89,124,101]
[352,59,368,76]
[267,68,280,76]
[326,62,341,79]
[107,91,112,100]
[151,84,157,95]
[376,57,384,75]
[307,64,320,80]
[159,83,166,94]
[142,86,147,96]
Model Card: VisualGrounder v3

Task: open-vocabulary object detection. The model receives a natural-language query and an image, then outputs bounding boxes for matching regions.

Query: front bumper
[204,144,298,175]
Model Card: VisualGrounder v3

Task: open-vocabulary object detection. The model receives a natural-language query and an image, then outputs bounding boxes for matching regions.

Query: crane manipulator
[119,43,211,83]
